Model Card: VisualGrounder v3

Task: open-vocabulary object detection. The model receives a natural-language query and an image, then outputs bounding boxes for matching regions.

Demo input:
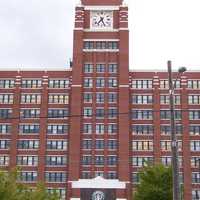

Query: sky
[0,0,200,71]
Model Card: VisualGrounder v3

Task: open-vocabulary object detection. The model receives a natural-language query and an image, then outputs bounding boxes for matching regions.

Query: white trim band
[83,39,119,42]
[72,85,82,87]
[84,6,120,11]
[83,49,119,52]
[119,85,129,88]
[71,176,126,189]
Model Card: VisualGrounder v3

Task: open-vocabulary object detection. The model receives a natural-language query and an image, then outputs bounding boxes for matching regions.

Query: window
[95,140,104,150]
[82,155,92,166]
[82,140,92,149]
[47,124,68,135]
[96,93,105,103]
[83,124,92,134]
[161,157,172,166]
[0,79,14,88]
[0,156,9,166]
[132,125,153,135]
[191,141,200,151]
[132,110,153,120]
[96,124,105,134]
[160,110,182,120]
[83,107,92,118]
[96,64,105,73]
[96,42,106,49]
[0,109,12,119]
[188,80,200,89]
[95,156,104,166]
[96,78,105,88]
[132,173,140,184]
[84,41,94,49]
[108,108,117,119]
[161,156,182,167]
[160,80,180,89]
[108,64,117,73]
[45,172,67,183]
[189,110,200,120]
[107,172,117,179]
[19,124,40,134]
[84,78,93,88]
[21,94,41,104]
[189,95,200,104]
[108,93,117,103]
[161,140,182,151]
[20,109,40,119]
[46,156,67,166]
[48,109,69,119]
[132,95,153,104]
[160,125,171,135]
[47,188,66,200]
[132,157,153,167]
[17,156,38,166]
[0,94,14,104]
[132,80,153,89]
[96,108,104,119]
[160,80,169,89]
[84,93,92,103]
[191,157,200,168]
[48,94,69,104]
[161,141,171,151]
[107,156,117,166]
[108,124,117,135]
[160,95,180,105]
[192,173,200,183]
[108,78,117,88]
[108,140,117,150]
[21,79,42,88]
[48,79,69,88]
[108,42,118,49]
[190,125,200,135]
[132,141,153,151]
[192,190,200,200]
[95,171,104,177]
[160,95,169,104]
[47,140,67,150]
[81,171,91,179]
[17,140,39,149]
[0,124,11,134]
[84,64,93,73]
[0,140,10,149]
[20,172,37,182]
[160,110,170,119]
[160,125,182,135]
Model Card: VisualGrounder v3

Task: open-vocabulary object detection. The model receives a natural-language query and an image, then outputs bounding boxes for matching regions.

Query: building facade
[0,0,200,199]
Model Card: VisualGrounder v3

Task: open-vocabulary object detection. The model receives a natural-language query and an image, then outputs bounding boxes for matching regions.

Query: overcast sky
[0,0,200,71]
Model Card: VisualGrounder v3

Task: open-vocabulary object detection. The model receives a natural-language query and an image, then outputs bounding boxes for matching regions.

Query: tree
[134,164,173,200]
[0,169,59,200]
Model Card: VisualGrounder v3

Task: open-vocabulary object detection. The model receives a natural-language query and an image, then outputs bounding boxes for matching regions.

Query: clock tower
[68,0,130,199]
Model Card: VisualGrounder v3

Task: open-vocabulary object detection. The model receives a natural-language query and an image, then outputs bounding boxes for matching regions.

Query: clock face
[91,11,113,29]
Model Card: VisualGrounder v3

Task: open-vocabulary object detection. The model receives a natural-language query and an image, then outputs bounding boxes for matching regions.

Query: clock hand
[98,17,105,26]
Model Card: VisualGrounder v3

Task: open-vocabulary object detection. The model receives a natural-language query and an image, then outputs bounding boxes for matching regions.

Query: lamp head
[178,67,187,73]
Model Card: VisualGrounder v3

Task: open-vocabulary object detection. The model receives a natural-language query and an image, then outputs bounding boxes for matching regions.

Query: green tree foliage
[0,169,59,200]
[134,164,173,200]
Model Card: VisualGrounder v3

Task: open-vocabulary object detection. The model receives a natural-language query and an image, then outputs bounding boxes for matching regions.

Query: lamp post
[168,61,187,200]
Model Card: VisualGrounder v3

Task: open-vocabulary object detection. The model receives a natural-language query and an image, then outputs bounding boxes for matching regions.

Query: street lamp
[168,61,187,200]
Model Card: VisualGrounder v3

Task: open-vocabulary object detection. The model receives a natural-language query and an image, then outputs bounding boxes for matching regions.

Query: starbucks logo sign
[92,191,105,200]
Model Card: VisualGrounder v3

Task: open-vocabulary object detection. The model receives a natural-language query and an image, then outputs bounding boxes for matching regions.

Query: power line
[0,109,197,120]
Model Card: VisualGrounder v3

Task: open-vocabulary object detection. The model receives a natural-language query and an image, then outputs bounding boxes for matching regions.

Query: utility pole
[168,61,186,200]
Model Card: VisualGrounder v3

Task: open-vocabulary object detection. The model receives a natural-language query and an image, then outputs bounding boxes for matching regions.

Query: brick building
[0,0,200,199]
